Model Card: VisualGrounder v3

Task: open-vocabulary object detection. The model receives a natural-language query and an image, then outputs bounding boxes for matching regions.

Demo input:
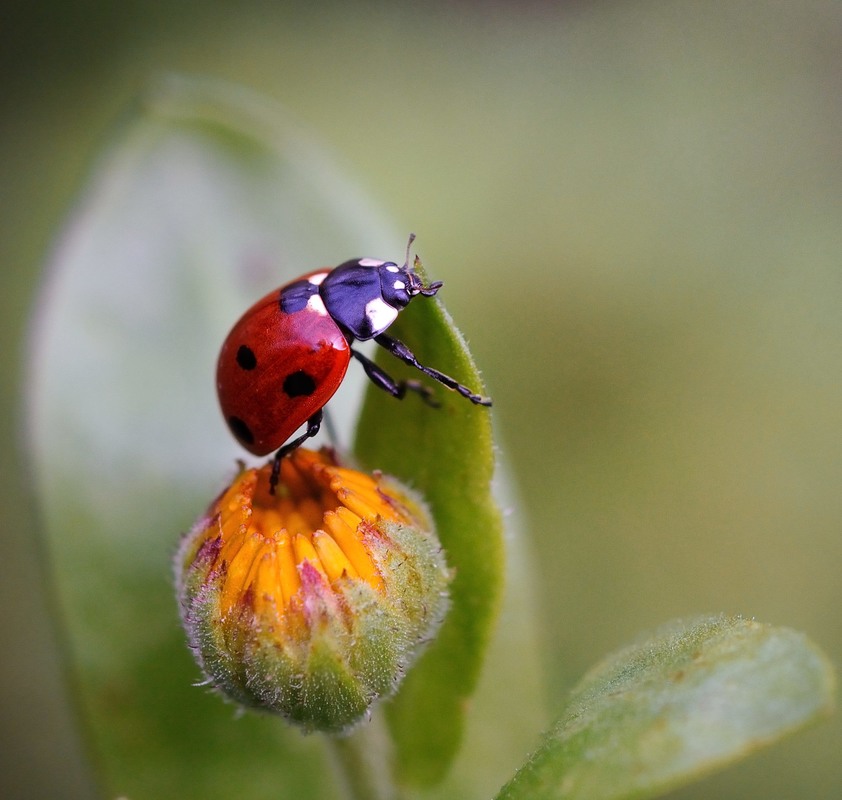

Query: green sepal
[354,281,504,786]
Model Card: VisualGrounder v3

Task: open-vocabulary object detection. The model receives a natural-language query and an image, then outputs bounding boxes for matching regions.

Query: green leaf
[496,614,836,800]
[27,75,399,799]
[353,282,504,786]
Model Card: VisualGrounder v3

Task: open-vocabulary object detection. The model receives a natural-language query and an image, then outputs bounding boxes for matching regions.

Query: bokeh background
[2,1,840,798]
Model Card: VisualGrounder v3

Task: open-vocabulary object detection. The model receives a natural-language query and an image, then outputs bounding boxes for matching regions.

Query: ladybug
[217,236,491,490]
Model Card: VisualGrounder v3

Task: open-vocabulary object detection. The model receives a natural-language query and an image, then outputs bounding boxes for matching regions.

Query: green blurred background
[2,1,840,797]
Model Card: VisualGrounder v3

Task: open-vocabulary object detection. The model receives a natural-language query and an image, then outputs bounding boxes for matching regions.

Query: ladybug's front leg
[350,349,439,407]
[269,409,323,493]
[373,333,492,406]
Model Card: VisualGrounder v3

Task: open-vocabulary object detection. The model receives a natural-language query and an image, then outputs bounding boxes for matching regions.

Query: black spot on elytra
[236,345,257,370]
[283,370,317,397]
[228,416,254,445]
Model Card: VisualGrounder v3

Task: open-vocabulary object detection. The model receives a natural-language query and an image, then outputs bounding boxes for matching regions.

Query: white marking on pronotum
[359,258,385,268]
[308,272,328,286]
[306,294,329,316]
[393,280,406,290]
[364,297,399,334]
[385,264,400,273]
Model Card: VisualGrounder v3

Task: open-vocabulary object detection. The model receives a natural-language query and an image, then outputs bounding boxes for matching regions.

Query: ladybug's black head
[378,259,442,310]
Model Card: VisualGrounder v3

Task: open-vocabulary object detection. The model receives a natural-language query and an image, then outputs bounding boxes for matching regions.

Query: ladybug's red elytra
[217,236,492,491]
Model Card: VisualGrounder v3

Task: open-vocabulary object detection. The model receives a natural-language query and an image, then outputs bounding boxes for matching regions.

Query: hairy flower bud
[175,448,450,733]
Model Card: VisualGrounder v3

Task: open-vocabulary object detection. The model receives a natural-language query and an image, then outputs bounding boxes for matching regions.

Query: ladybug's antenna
[404,232,416,268]
[405,232,442,296]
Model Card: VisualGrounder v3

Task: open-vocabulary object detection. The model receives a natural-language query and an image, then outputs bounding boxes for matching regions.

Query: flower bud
[175,448,450,734]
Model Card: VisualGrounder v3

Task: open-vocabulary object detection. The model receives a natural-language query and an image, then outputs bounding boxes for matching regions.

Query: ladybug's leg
[373,333,492,406]
[269,409,323,494]
[351,349,439,407]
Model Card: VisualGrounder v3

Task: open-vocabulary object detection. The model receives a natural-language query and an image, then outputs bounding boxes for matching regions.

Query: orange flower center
[205,449,416,617]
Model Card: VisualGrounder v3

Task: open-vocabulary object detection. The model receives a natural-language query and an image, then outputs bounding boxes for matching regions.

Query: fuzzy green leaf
[354,285,504,787]
[27,75,398,799]
[496,615,835,800]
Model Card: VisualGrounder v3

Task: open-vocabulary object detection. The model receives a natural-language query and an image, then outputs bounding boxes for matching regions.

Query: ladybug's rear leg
[351,349,440,407]
[269,409,323,493]
[373,333,492,406]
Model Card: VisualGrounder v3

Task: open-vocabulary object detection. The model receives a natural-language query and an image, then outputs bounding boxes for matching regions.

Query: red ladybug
[217,236,491,489]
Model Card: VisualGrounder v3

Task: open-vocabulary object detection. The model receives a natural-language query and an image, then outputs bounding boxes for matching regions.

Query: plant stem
[328,715,403,800]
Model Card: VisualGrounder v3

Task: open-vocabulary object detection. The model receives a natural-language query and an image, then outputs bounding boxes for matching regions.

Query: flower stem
[328,716,402,800]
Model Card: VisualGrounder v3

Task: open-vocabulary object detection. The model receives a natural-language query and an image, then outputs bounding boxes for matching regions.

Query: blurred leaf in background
[26,75,395,799]
[23,73,536,800]
[3,1,841,798]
